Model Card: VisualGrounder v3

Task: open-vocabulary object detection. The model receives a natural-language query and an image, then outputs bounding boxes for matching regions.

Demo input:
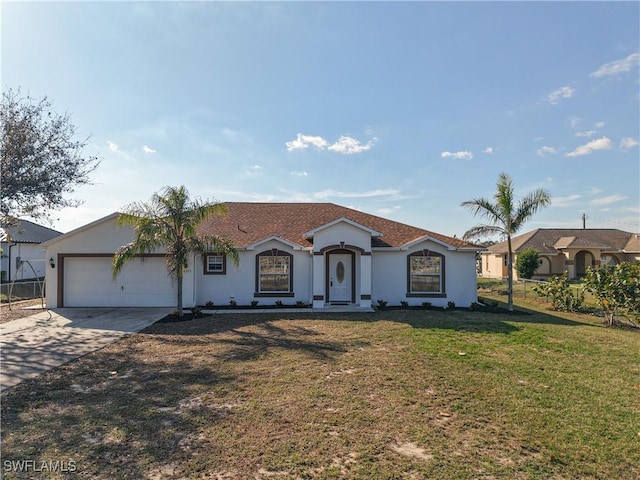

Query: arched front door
[575,250,594,277]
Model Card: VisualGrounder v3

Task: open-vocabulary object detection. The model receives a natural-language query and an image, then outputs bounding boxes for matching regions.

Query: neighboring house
[40,202,481,309]
[481,228,640,280]
[0,219,63,282]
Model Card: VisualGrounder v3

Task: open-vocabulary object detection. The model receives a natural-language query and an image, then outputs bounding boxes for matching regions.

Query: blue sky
[3,1,639,238]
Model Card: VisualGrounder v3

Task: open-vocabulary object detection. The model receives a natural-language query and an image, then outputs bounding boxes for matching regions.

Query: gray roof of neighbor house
[0,218,63,244]
[197,202,479,250]
[486,229,640,255]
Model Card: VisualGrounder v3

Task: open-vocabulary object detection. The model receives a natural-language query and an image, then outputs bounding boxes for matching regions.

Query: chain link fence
[1,280,46,304]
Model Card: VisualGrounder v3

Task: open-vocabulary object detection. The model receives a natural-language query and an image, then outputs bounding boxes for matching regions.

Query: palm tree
[113,185,238,316]
[461,172,551,311]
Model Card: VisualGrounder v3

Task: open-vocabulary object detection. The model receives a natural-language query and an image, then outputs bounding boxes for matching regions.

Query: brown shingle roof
[198,202,476,250]
[487,228,638,255]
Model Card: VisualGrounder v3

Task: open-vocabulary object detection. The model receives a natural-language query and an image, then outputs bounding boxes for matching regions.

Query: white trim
[244,235,304,251]
[303,217,382,239]
[398,235,486,252]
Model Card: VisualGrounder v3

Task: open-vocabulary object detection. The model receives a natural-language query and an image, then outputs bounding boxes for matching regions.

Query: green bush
[515,248,540,279]
[532,272,585,312]
[584,262,640,327]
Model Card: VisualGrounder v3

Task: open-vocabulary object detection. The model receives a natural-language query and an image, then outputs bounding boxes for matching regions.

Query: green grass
[1,302,639,479]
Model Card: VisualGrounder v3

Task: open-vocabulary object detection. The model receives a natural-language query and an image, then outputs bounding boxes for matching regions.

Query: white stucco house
[1,218,62,282]
[40,203,481,310]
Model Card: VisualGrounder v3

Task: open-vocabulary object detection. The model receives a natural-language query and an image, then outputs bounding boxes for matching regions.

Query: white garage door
[63,257,177,307]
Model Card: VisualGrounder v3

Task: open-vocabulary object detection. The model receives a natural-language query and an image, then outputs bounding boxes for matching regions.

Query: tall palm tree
[113,185,238,316]
[461,172,551,311]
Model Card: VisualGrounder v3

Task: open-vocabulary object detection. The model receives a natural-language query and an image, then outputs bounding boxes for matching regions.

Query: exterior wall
[372,241,478,308]
[195,239,313,307]
[1,243,48,281]
[481,253,505,279]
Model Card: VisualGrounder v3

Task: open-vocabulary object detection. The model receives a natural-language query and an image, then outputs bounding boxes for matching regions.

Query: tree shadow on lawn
[388,306,591,333]
[1,314,356,479]
[0,348,237,480]
[143,304,591,345]
[146,315,352,362]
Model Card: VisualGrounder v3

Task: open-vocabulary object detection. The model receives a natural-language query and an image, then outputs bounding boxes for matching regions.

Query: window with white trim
[204,253,226,275]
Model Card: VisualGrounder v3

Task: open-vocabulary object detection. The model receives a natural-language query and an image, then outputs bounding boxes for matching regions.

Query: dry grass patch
[1,308,639,479]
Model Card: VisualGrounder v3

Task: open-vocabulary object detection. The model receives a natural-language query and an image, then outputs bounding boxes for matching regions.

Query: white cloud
[589,52,640,78]
[620,137,639,149]
[142,145,156,154]
[575,131,596,138]
[482,147,494,154]
[547,86,575,105]
[328,135,374,154]
[536,146,557,157]
[565,137,612,157]
[285,133,329,151]
[290,171,308,176]
[250,165,262,170]
[594,121,605,128]
[568,117,581,129]
[312,188,399,199]
[553,194,581,207]
[286,133,374,154]
[591,194,627,206]
[441,151,473,160]
[107,140,119,151]
[377,206,401,216]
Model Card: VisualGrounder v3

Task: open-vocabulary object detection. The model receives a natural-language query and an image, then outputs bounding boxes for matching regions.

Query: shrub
[400,300,409,309]
[275,300,284,307]
[190,306,203,318]
[515,248,540,279]
[447,301,456,309]
[421,301,432,309]
[532,272,585,312]
[583,262,640,327]
[251,300,259,307]
[205,300,214,308]
[376,299,388,309]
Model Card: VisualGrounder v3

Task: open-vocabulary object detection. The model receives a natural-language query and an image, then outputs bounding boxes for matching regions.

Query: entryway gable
[307,220,375,255]
[244,235,306,251]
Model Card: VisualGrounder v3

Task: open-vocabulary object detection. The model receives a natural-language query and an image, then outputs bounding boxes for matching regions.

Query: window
[255,250,293,296]
[407,251,445,297]
[204,253,226,275]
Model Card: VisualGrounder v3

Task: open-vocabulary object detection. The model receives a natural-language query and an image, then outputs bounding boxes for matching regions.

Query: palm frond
[513,189,551,230]
[461,198,504,225]
[462,224,505,241]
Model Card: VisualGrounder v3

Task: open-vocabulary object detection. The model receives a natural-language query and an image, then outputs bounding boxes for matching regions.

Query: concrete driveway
[0,308,170,391]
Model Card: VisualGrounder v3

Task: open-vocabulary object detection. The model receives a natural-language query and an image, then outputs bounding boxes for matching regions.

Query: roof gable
[303,217,382,239]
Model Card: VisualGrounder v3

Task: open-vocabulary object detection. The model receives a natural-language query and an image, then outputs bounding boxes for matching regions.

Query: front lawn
[1,304,638,479]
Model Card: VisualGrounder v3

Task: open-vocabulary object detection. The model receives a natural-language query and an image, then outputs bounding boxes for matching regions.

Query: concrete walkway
[0,308,170,391]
